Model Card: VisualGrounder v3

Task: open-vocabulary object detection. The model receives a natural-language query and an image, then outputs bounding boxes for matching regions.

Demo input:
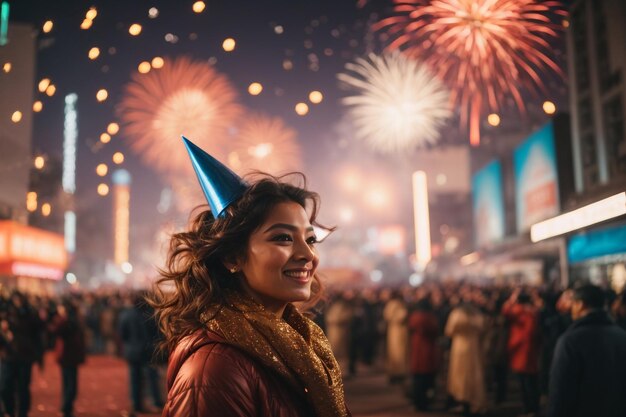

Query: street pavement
[29,352,527,417]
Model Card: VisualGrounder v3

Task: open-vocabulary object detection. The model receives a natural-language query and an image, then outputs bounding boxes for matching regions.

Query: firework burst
[374,0,566,145]
[226,113,303,175]
[337,52,452,154]
[118,57,242,173]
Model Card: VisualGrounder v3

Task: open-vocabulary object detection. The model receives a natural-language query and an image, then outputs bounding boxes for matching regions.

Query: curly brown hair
[148,172,332,351]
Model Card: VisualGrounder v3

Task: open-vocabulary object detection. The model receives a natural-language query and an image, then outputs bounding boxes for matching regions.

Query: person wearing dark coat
[49,300,86,417]
[0,293,44,417]
[117,293,163,414]
[548,285,626,417]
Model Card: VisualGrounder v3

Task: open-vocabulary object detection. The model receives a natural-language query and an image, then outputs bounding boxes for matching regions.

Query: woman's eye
[307,236,318,245]
[272,234,293,242]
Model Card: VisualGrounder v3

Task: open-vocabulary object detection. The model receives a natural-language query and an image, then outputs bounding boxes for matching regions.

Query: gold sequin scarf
[202,293,348,417]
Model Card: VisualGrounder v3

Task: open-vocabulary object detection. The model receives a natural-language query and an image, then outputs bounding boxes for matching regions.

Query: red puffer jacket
[163,329,316,417]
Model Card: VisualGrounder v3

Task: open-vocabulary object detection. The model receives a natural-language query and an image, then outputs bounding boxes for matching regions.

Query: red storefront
[0,221,68,294]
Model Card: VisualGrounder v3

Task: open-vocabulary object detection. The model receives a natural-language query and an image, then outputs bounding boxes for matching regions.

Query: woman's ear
[222,256,240,274]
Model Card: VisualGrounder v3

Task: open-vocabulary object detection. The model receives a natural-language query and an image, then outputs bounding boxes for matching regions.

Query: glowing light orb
[2,62,10,73]
[192,1,206,13]
[543,101,557,115]
[227,113,303,176]
[96,89,108,102]
[138,61,151,74]
[112,152,125,164]
[129,24,142,36]
[33,101,43,112]
[38,78,50,92]
[100,133,111,143]
[107,122,120,135]
[222,38,236,52]
[11,111,22,123]
[80,19,93,30]
[248,82,263,95]
[34,156,45,169]
[148,7,159,18]
[375,0,566,146]
[45,85,56,96]
[487,113,501,127]
[295,102,309,116]
[151,57,164,69]
[88,47,100,60]
[42,21,53,33]
[41,203,51,217]
[96,163,108,176]
[118,56,242,173]
[338,52,451,153]
[97,184,109,196]
[308,91,323,104]
[85,7,97,20]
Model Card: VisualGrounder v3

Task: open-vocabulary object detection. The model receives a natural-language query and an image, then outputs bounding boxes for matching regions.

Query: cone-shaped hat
[182,136,248,217]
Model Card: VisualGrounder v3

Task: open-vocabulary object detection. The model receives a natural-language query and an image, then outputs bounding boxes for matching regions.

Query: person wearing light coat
[445,302,487,415]
[383,292,409,383]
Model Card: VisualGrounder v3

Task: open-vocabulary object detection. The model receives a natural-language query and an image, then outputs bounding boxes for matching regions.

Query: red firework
[374,0,567,145]
[118,57,242,173]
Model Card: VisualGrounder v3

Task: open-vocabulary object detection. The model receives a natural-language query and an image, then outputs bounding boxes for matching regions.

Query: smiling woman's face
[238,201,319,316]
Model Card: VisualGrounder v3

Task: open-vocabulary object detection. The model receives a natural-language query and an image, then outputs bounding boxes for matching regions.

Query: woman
[151,138,349,417]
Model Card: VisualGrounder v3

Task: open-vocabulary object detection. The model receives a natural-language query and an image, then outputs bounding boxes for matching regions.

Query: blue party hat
[182,136,248,217]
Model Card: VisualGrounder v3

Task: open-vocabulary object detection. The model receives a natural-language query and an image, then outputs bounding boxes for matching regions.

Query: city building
[537,0,626,290]
[0,22,67,292]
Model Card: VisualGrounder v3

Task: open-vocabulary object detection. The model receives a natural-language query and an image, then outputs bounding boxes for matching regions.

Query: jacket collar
[571,309,614,330]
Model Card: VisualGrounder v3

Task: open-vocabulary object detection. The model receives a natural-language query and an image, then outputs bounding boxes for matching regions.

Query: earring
[229,266,238,273]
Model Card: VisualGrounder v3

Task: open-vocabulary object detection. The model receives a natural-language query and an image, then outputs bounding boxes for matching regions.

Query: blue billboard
[472,160,505,247]
[514,122,560,233]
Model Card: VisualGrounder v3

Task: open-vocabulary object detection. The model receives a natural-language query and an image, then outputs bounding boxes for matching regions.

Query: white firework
[338,52,452,153]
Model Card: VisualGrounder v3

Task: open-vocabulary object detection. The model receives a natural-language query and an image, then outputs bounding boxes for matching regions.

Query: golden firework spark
[227,113,303,176]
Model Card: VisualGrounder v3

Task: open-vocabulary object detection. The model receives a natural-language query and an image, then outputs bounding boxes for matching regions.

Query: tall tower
[63,93,78,254]
[112,169,131,265]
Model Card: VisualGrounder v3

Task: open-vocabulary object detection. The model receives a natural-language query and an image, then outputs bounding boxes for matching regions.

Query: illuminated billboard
[514,122,560,233]
[472,160,505,247]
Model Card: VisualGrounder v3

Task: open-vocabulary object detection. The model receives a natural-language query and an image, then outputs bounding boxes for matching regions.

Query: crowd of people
[0,281,625,417]
[0,290,164,417]
[319,281,626,417]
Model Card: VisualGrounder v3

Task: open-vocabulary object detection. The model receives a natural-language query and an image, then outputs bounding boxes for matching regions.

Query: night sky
[8,0,570,279]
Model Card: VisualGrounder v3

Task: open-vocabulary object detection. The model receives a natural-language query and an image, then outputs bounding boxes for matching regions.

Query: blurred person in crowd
[502,288,542,417]
[149,140,349,417]
[611,291,626,330]
[548,285,626,417]
[539,290,571,397]
[49,299,86,417]
[118,292,163,414]
[445,293,487,416]
[84,294,104,353]
[101,296,120,355]
[374,288,392,365]
[408,298,440,411]
[483,293,508,405]
[348,293,365,376]
[359,288,379,367]
[325,291,354,377]
[383,290,409,384]
[0,292,45,417]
